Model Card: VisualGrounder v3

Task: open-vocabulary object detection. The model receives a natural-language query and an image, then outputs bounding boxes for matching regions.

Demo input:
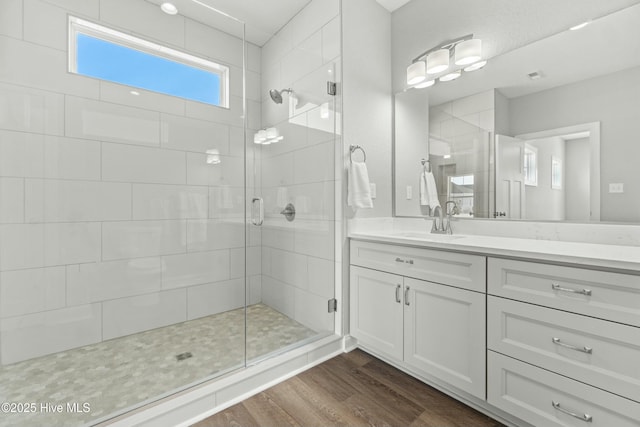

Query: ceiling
[145,0,312,46]
[144,0,410,46]
[375,0,411,12]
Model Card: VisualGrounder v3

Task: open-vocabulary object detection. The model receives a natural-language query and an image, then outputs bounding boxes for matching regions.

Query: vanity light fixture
[406,34,486,89]
[463,60,487,72]
[415,79,435,89]
[406,60,426,85]
[439,71,461,82]
[426,49,449,74]
[160,2,178,15]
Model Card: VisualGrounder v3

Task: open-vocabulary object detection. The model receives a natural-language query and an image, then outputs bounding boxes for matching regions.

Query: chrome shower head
[269,88,292,104]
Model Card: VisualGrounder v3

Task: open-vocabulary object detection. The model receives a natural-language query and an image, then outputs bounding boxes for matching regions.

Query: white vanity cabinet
[487,257,640,426]
[349,240,487,399]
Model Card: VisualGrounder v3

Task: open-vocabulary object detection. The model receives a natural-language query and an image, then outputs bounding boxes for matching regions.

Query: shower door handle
[251,197,264,226]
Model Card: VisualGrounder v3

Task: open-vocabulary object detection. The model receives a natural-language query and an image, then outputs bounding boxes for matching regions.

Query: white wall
[0,0,261,364]
[508,66,640,222]
[343,0,393,218]
[258,0,340,333]
[565,138,591,221]
[524,137,566,221]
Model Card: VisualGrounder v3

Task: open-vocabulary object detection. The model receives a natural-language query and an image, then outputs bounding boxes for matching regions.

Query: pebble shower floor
[0,304,316,427]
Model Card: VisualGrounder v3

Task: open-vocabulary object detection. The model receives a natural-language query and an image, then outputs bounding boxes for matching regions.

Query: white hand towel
[348,161,373,209]
[420,171,440,209]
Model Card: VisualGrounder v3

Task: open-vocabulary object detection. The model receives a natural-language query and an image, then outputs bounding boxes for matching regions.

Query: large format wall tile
[66,258,162,306]
[102,220,187,261]
[0,83,64,135]
[161,113,230,154]
[0,36,99,98]
[102,143,186,185]
[25,179,132,222]
[0,267,66,318]
[66,97,160,146]
[102,289,186,340]
[161,250,230,290]
[186,219,245,252]
[0,0,22,39]
[133,184,208,220]
[186,279,244,320]
[0,304,102,364]
[0,178,24,223]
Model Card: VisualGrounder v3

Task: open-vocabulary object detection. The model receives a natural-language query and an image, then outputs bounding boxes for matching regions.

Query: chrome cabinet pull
[395,285,401,303]
[552,337,593,354]
[551,283,592,296]
[552,401,593,422]
[395,257,414,265]
[395,257,404,263]
[404,286,410,306]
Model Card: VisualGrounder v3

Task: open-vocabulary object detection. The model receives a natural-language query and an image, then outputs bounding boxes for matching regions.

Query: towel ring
[350,145,366,163]
[421,158,430,172]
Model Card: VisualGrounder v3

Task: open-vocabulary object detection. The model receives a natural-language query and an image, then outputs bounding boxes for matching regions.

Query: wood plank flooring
[193,349,504,427]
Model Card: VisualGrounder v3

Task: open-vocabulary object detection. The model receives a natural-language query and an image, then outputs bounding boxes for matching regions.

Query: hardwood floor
[193,349,504,427]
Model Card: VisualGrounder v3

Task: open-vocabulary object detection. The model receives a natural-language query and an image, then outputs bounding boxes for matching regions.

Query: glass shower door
[247,60,339,363]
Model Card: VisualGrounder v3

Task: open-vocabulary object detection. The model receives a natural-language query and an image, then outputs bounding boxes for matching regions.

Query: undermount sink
[387,231,466,241]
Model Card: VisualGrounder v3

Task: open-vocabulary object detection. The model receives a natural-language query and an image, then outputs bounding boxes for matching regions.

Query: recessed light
[161,2,178,15]
[570,21,590,31]
[130,90,140,96]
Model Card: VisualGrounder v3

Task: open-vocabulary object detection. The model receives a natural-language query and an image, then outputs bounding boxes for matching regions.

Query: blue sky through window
[76,33,221,105]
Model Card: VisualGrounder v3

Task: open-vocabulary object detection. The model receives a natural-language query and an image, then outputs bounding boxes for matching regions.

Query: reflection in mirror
[393,3,640,222]
[496,122,600,221]
[429,96,492,219]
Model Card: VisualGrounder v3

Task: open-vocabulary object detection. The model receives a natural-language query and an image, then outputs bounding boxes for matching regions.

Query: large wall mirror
[393,2,640,223]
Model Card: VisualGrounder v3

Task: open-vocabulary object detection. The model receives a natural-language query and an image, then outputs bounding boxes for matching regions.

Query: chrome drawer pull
[552,337,593,354]
[395,257,414,265]
[552,401,593,422]
[551,283,592,296]
[404,287,410,306]
[395,257,404,263]
[395,285,401,303]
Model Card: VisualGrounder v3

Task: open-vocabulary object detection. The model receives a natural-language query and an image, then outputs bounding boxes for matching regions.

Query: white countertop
[349,230,640,273]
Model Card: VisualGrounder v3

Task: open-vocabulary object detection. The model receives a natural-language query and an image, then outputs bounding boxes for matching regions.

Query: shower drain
[175,352,193,361]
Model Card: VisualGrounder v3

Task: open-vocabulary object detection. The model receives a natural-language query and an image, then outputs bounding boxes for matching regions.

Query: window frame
[68,16,229,108]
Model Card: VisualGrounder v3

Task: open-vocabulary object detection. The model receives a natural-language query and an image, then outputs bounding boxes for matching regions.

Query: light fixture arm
[410,33,474,64]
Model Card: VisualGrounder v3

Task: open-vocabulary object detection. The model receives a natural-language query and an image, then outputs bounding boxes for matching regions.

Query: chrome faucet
[431,201,457,235]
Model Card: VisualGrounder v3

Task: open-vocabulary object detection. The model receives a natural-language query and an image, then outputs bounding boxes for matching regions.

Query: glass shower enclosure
[0,1,336,426]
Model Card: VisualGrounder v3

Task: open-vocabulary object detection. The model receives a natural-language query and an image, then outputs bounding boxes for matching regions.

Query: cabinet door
[404,277,486,399]
[350,266,404,361]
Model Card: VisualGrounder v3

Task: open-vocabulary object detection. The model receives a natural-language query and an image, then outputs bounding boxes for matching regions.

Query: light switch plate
[609,183,624,193]
[406,185,413,199]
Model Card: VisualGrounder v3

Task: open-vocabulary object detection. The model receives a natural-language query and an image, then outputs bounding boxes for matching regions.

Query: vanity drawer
[488,351,640,427]
[350,240,485,292]
[488,257,640,327]
[488,296,640,401]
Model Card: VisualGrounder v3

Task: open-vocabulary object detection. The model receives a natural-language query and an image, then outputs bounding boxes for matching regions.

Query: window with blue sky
[69,17,229,107]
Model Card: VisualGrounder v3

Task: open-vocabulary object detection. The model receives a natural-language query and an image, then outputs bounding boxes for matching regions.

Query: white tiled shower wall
[0,0,262,364]
[258,0,341,334]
